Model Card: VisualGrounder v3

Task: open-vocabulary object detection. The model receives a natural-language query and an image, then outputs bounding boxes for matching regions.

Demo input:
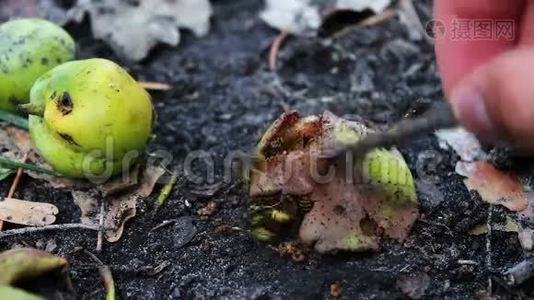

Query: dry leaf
[0,198,58,226]
[68,0,212,61]
[99,164,140,196]
[5,126,32,153]
[71,190,100,226]
[72,166,165,242]
[0,248,68,285]
[249,111,418,253]
[456,161,531,212]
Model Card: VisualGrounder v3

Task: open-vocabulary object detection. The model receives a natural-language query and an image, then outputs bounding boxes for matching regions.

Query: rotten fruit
[23,58,154,179]
[0,18,75,112]
[248,111,419,253]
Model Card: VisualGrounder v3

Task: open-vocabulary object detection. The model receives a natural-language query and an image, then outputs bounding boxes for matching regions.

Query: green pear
[25,58,154,179]
[0,18,75,112]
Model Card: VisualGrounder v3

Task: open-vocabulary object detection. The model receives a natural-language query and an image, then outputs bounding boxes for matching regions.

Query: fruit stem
[0,110,29,129]
[17,103,44,117]
[0,157,62,177]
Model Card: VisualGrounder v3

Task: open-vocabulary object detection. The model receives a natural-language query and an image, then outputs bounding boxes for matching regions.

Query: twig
[83,249,104,265]
[0,152,28,231]
[96,201,105,252]
[0,157,62,177]
[150,219,177,232]
[7,153,28,198]
[0,223,101,239]
[138,81,172,91]
[0,110,29,129]
[84,250,115,300]
[100,266,116,300]
[333,101,457,157]
[332,8,397,40]
[504,257,534,286]
[269,30,289,71]
[157,173,178,206]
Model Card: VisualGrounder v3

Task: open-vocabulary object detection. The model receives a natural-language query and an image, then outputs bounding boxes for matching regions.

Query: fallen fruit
[0,18,75,112]
[24,58,154,179]
[248,111,419,253]
[0,248,68,285]
[0,286,43,300]
[0,248,68,300]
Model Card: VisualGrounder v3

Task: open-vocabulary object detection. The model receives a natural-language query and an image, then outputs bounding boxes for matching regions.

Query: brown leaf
[0,248,68,285]
[98,164,140,196]
[457,161,530,211]
[299,176,380,252]
[0,198,58,226]
[5,126,32,154]
[72,166,165,242]
[72,190,100,226]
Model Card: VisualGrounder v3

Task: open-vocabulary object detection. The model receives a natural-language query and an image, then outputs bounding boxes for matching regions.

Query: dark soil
[1,0,533,299]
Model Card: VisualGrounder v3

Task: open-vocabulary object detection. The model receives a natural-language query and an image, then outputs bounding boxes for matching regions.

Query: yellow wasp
[249,194,314,243]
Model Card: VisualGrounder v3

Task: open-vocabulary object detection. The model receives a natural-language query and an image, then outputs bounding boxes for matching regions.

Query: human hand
[434,0,534,150]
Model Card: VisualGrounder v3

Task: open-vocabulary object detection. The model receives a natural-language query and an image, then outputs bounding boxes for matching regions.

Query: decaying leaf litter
[2,0,534,298]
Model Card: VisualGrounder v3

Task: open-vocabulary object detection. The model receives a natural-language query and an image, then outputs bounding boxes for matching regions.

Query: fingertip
[449,82,497,142]
[450,48,534,150]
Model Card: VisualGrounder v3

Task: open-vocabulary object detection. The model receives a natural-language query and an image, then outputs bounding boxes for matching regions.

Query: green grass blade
[0,157,62,177]
[0,110,29,130]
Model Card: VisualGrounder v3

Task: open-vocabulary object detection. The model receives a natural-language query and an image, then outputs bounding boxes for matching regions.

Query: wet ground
[1,0,533,299]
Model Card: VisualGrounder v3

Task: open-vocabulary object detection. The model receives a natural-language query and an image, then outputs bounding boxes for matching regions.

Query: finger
[434,0,524,95]
[450,47,534,150]
[520,0,534,45]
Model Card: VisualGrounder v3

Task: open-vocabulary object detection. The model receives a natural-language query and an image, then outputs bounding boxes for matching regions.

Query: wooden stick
[84,250,116,300]
[96,201,105,252]
[138,81,172,91]
[7,153,28,198]
[0,153,28,231]
[100,266,116,300]
[0,223,101,239]
[269,30,289,71]
[332,8,397,40]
